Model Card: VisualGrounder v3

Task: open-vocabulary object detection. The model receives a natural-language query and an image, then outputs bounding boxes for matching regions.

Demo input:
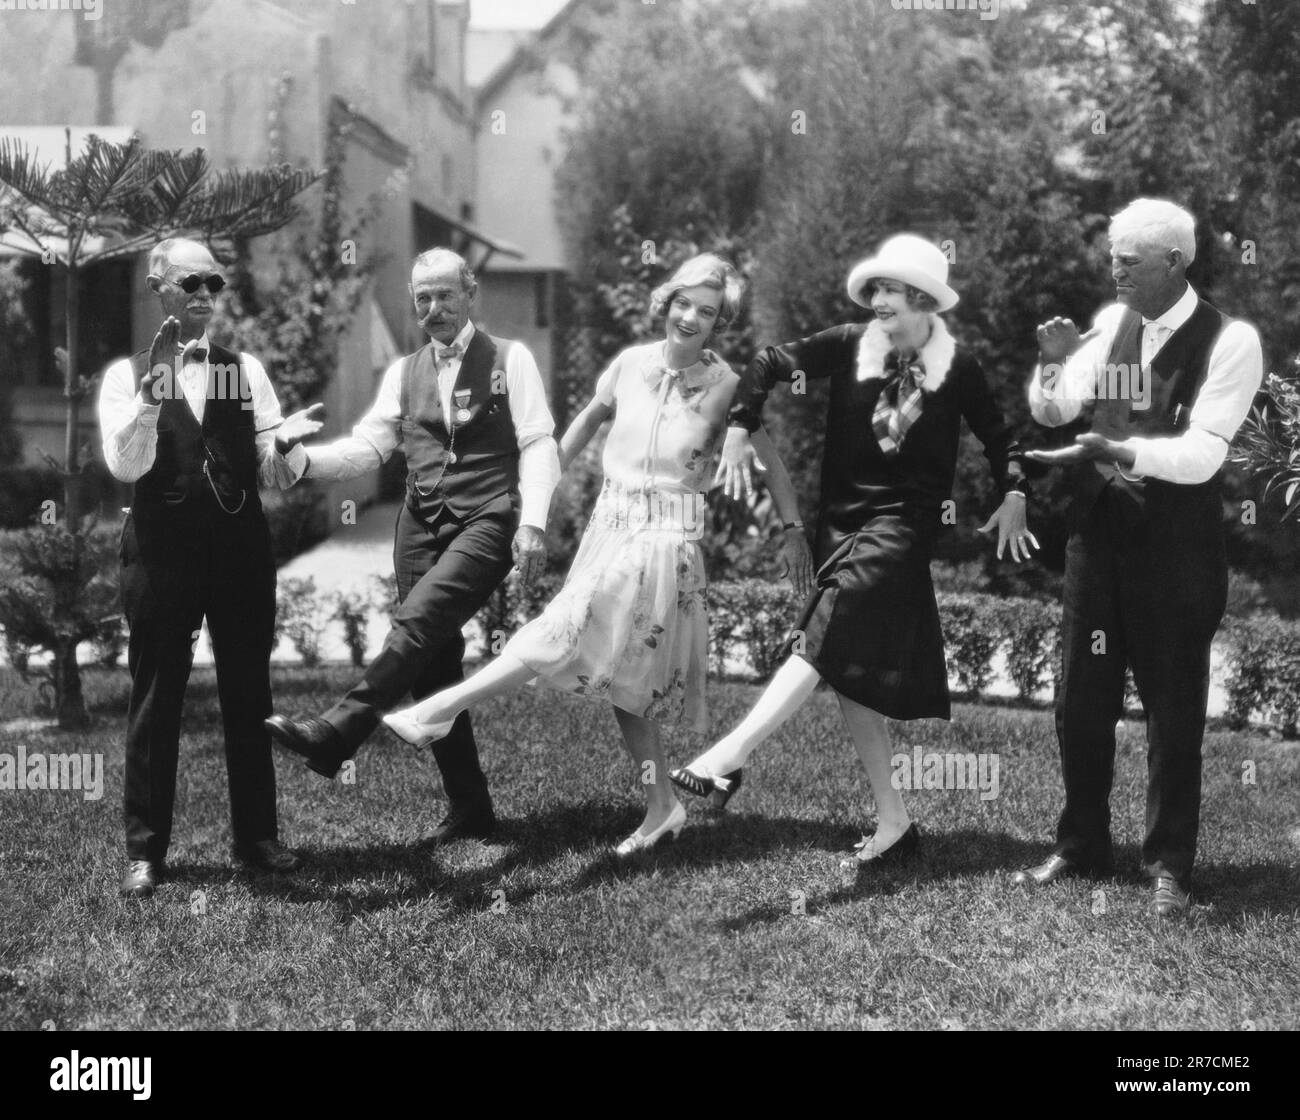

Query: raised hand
[141,316,183,402]
[713,426,765,501]
[976,495,1040,563]
[275,403,326,453]
[1036,317,1084,366]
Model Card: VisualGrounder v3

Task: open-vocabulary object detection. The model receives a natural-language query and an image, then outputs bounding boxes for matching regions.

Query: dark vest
[400,330,520,521]
[127,342,261,519]
[1074,298,1228,529]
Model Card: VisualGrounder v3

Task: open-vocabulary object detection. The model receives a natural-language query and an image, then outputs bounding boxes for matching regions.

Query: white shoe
[615,801,687,857]
[382,709,456,750]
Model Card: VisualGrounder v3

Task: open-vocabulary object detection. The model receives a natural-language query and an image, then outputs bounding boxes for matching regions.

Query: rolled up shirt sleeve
[240,353,308,490]
[300,357,404,481]
[98,357,162,483]
[1028,304,1126,427]
[506,342,560,530]
[1122,319,1264,484]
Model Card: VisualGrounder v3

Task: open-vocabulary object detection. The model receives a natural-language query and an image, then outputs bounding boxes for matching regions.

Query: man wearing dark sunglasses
[97,237,325,899]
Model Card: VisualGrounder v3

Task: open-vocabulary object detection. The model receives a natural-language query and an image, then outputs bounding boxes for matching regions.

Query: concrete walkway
[195,498,410,666]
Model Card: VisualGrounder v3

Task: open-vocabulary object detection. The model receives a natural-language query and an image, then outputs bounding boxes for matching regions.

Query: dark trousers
[321,495,516,810]
[1054,487,1227,885]
[121,507,278,862]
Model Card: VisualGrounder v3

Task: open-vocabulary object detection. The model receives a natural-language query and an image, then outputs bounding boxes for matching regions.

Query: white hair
[411,247,475,291]
[1109,198,1196,263]
[147,237,211,276]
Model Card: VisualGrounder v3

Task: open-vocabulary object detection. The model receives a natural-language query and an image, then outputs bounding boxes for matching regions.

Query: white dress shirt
[1028,285,1264,484]
[303,321,561,529]
[98,332,308,490]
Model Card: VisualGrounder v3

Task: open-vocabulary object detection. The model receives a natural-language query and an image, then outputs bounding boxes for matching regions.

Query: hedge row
[4,565,1299,735]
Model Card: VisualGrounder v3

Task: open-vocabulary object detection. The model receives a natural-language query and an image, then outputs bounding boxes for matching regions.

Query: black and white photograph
[0,0,1295,1061]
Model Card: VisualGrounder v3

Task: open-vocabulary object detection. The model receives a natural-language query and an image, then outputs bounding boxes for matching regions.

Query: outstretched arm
[558,394,614,473]
[751,425,814,598]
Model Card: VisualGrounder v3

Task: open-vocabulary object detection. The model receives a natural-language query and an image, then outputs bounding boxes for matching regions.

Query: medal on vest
[454,389,472,425]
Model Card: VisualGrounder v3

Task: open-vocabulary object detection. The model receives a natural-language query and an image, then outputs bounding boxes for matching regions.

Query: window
[1,257,134,389]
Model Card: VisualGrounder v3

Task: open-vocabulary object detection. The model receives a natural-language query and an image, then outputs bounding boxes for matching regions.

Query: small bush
[707,579,802,681]
[1223,615,1300,735]
[331,588,372,668]
[936,593,1002,698]
[998,597,1059,701]
[275,576,330,667]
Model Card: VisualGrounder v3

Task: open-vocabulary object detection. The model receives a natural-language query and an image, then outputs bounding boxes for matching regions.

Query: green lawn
[1,665,1297,1030]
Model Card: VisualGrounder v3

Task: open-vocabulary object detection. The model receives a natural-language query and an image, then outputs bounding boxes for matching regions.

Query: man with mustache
[1017,199,1263,917]
[98,237,324,898]
[266,248,560,845]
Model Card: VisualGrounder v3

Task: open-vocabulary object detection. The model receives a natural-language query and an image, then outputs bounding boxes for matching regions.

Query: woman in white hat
[670,234,1036,873]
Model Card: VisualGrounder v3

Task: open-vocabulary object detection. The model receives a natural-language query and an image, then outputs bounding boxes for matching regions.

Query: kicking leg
[685,655,822,777]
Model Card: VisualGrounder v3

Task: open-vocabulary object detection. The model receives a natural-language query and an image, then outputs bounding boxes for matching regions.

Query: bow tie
[178,346,207,364]
[643,364,691,394]
[882,349,925,387]
[435,343,463,365]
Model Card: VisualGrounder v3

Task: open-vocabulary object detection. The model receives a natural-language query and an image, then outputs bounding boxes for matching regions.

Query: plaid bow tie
[872,350,926,457]
[435,343,463,366]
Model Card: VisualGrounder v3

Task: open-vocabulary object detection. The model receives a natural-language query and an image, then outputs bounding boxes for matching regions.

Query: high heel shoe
[839,822,921,872]
[614,801,686,857]
[709,768,743,811]
[669,766,734,802]
[382,709,457,750]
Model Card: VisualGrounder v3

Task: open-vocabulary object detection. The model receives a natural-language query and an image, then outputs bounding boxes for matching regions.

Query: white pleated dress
[505,342,738,731]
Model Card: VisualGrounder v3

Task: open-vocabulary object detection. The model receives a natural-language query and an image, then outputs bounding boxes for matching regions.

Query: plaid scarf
[872,349,926,457]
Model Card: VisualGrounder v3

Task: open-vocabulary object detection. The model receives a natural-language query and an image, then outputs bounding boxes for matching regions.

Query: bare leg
[686,655,822,777]
[613,706,681,835]
[392,652,536,727]
[836,691,910,849]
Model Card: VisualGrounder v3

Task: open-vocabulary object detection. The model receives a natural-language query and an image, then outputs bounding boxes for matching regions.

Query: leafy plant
[0,131,319,725]
[275,577,330,668]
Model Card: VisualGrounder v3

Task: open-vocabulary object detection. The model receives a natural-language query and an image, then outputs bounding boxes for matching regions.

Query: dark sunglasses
[171,273,226,295]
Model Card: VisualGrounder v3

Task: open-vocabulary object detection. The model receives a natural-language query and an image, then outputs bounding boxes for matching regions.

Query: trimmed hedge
[1223,615,1300,736]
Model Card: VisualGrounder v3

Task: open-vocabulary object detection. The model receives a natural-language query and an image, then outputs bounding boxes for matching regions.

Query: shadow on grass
[138,805,1299,928]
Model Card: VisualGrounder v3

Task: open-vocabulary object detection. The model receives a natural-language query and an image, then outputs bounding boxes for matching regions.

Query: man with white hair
[265,248,560,845]
[99,237,324,898]
[1016,199,1263,916]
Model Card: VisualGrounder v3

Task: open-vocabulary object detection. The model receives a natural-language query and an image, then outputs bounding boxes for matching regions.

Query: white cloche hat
[846,233,959,312]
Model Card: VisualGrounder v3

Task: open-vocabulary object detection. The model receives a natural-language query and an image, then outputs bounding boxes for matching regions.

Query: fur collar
[855,315,956,390]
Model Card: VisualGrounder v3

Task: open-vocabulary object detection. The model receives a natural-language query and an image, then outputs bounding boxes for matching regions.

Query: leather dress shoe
[265,715,346,778]
[233,838,303,872]
[840,822,921,873]
[120,859,162,899]
[427,803,496,846]
[1011,852,1112,887]
[1149,874,1191,918]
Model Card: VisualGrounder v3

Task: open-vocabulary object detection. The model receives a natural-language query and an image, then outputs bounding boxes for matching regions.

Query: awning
[413,200,523,273]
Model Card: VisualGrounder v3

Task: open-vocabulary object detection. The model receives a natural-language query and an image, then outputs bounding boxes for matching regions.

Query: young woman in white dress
[383,255,813,855]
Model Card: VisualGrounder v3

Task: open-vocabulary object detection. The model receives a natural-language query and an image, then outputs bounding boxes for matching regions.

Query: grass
[1,664,1298,1030]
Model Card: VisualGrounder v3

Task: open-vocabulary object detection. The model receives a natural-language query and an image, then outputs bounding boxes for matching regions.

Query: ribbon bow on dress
[872,350,926,457]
